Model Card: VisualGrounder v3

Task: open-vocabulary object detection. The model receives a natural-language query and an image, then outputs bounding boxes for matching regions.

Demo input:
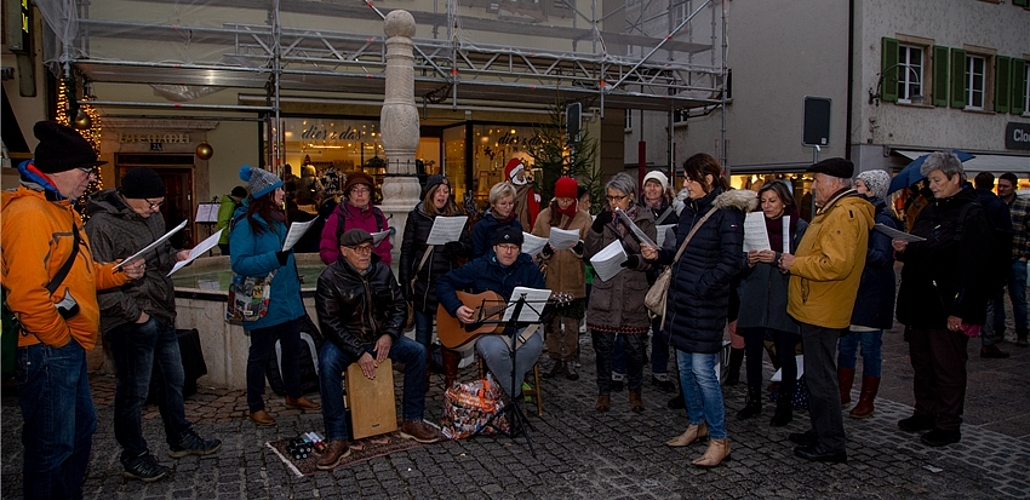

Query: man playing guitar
[437,226,547,399]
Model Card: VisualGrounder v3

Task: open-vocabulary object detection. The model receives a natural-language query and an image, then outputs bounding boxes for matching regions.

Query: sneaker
[563,362,579,381]
[123,452,171,482]
[542,360,564,379]
[400,420,443,443]
[611,373,626,392]
[169,429,222,458]
[980,345,1010,359]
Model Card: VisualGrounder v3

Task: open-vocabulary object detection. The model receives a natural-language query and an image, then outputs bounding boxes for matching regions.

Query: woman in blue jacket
[231,166,320,426]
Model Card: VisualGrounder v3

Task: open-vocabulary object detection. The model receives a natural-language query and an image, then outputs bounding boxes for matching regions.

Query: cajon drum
[345,358,398,440]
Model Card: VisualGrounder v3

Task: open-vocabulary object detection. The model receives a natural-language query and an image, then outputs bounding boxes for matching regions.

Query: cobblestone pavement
[3,318,1029,499]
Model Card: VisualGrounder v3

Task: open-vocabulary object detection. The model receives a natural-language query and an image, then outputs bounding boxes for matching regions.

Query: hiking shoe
[169,429,222,458]
[400,420,443,443]
[123,453,170,482]
[316,440,351,470]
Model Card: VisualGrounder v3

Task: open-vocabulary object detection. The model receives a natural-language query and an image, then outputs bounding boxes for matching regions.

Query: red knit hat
[554,177,578,199]
[504,158,526,180]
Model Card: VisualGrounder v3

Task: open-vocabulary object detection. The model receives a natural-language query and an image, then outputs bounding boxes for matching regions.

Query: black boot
[735,385,762,420]
[770,390,793,427]
[724,348,744,386]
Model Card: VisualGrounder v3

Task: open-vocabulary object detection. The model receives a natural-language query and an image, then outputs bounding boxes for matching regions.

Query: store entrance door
[115,154,195,248]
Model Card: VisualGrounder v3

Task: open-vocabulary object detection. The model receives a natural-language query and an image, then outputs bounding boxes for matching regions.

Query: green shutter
[880,37,899,103]
[933,45,950,107]
[1012,59,1028,114]
[995,56,1011,113]
[951,48,967,109]
[1014,0,1028,7]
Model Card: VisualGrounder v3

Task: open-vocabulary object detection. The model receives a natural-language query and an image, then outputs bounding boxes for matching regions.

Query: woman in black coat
[642,153,754,468]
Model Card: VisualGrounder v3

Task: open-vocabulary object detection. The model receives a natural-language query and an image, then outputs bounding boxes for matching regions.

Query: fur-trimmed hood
[714,188,758,212]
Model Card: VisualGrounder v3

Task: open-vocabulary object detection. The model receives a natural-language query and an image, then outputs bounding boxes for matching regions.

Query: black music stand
[472,292,550,457]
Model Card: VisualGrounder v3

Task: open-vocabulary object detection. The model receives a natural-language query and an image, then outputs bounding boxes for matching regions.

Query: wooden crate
[345,359,398,440]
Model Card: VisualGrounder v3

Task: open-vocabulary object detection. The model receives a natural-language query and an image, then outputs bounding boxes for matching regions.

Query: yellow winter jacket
[1,185,130,350]
[788,190,874,329]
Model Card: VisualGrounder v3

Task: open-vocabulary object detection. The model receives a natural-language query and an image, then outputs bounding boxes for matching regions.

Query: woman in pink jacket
[319,172,391,265]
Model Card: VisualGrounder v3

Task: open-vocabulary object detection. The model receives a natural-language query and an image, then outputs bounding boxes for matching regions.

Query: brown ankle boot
[849,375,880,419]
[692,437,731,467]
[666,422,708,447]
[837,367,855,406]
[595,394,611,412]
[629,390,644,413]
[441,348,461,388]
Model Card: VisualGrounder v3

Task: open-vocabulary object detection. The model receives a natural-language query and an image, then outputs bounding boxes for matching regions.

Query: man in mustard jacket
[779,158,874,464]
[1,121,145,499]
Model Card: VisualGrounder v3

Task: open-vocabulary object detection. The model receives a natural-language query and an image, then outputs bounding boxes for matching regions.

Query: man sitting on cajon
[315,229,442,470]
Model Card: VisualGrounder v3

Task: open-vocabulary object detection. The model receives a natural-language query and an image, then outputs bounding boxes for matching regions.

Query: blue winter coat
[849,197,902,330]
[736,217,809,334]
[471,210,523,260]
[436,251,545,317]
[657,188,753,354]
[229,208,306,330]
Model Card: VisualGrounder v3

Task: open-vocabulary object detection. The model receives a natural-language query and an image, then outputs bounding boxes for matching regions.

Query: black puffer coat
[657,188,755,354]
[896,186,992,328]
[398,202,472,313]
[850,197,902,330]
[315,254,406,360]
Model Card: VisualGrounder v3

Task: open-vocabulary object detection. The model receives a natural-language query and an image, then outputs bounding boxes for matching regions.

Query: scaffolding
[37,0,726,164]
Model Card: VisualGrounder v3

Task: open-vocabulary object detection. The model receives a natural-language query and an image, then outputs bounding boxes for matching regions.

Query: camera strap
[47,224,82,295]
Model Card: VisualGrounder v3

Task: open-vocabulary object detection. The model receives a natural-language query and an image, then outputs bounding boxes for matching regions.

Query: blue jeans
[15,341,96,500]
[247,318,303,412]
[318,337,427,441]
[106,318,191,463]
[675,349,726,439]
[612,334,627,377]
[993,259,1029,338]
[837,329,883,377]
[413,310,434,347]
[477,329,543,398]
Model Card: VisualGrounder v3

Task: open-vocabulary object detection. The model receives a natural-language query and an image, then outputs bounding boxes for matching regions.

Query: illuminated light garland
[56,80,104,218]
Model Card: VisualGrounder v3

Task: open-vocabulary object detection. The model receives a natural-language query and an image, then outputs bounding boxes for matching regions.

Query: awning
[895,150,1030,174]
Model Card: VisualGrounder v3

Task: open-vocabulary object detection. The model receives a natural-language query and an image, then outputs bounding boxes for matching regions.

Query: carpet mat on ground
[266,432,423,476]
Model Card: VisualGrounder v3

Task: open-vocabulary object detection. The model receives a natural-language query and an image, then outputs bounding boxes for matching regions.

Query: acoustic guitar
[436,290,573,349]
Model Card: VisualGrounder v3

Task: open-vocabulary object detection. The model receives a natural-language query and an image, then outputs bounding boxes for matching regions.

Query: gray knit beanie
[856,169,891,200]
[239,165,283,200]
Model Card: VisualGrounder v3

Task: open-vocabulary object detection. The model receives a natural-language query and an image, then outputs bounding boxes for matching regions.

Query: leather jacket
[314,254,407,359]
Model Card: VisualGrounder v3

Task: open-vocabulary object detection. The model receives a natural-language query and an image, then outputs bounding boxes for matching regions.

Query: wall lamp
[869,63,924,105]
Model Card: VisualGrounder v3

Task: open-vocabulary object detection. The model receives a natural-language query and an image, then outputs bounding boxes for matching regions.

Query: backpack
[335,207,385,242]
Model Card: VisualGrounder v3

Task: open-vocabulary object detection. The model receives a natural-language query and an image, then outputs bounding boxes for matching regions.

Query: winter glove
[572,240,585,256]
[541,244,555,258]
[621,255,639,269]
[591,210,613,233]
[275,250,292,266]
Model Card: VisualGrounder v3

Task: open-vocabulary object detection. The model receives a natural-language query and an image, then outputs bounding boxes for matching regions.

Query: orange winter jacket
[1,185,130,350]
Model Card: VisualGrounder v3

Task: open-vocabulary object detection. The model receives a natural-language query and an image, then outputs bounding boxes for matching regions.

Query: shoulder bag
[644,206,719,319]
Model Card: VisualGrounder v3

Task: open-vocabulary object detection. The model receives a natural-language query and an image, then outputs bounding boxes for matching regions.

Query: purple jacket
[319,201,391,265]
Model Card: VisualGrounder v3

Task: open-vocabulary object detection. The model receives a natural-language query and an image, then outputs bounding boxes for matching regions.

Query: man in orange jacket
[1,121,145,499]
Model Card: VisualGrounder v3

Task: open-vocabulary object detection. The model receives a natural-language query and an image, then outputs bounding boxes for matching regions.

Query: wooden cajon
[345,358,398,440]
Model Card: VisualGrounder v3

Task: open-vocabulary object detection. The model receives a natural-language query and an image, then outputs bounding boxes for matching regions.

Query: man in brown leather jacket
[314,229,441,470]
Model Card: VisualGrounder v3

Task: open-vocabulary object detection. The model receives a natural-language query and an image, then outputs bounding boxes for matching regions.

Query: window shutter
[1014,0,1028,7]
[881,37,899,103]
[950,48,967,109]
[933,45,950,107]
[995,56,1011,113]
[1012,59,1028,114]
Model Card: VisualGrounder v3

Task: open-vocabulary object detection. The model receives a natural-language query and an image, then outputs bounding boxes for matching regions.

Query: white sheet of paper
[590,240,628,282]
[501,287,552,323]
[195,203,220,223]
[281,218,317,252]
[548,227,580,250]
[742,212,771,253]
[874,223,926,242]
[113,219,188,270]
[167,229,223,277]
[521,232,548,255]
[614,208,657,248]
[782,216,790,254]
[426,216,468,245]
[655,224,676,248]
[770,355,805,382]
[371,230,390,246]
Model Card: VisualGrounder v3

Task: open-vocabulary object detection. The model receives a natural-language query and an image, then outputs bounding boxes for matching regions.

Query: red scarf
[557,200,578,218]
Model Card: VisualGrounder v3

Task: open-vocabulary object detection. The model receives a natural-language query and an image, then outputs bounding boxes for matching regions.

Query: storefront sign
[1006,122,1030,151]
[120,133,191,144]
[301,124,362,141]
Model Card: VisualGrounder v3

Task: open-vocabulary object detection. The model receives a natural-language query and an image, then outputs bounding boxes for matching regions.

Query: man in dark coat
[315,229,442,470]
[973,172,1013,359]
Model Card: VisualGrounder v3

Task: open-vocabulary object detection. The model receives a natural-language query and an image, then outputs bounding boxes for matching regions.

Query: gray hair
[920,151,964,180]
[488,181,517,207]
[605,172,638,199]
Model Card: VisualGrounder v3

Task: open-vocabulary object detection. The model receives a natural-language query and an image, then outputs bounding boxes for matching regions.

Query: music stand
[472,292,550,457]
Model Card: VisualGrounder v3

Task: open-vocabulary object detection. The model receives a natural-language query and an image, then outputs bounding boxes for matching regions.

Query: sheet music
[521,232,548,255]
[501,287,552,323]
[874,223,926,242]
[655,224,676,248]
[782,216,790,254]
[282,218,317,252]
[113,219,188,270]
[425,216,468,245]
[614,208,657,248]
[371,230,390,246]
[195,203,220,223]
[590,240,627,282]
[167,229,223,277]
[742,212,771,253]
[548,227,580,250]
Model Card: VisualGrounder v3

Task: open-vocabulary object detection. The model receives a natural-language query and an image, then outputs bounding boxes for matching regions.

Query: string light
[56,79,104,218]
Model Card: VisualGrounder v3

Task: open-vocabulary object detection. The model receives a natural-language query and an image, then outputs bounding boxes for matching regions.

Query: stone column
[378,10,423,266]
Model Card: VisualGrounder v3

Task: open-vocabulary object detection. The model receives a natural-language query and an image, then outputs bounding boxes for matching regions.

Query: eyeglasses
[347,244,374,254]
[351,187,371,195]
[77,166,97,176]
[605,194,629,202]
[144,198,165,209]
[496,244,520,252]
